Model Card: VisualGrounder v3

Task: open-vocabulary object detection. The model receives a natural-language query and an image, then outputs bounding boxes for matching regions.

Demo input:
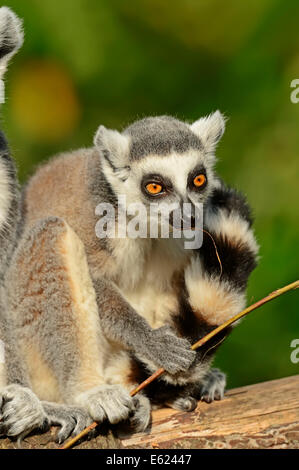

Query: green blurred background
[2,0,298,388]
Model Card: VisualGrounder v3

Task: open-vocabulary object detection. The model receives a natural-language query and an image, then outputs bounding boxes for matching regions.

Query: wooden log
[1,375,298,449]
[122,375,299,449]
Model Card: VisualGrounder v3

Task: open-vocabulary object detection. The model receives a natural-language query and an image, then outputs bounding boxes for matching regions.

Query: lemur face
[95,112,225,226]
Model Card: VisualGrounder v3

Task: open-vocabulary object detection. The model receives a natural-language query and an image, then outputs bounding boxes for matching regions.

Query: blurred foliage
[1,0,298,388]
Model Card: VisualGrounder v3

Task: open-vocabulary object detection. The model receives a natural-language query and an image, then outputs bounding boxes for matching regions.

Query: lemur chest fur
[108,236,190,329]
[23,149,190,329]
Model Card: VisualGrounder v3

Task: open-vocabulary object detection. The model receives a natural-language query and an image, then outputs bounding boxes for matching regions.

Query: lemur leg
[0,244,92,443]
[5,216,151,434]
[165,184,258,411]
[0,293,50,440]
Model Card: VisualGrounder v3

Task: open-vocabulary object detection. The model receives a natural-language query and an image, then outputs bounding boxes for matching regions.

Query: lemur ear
[94,125,130,181]
[190,111,226,154]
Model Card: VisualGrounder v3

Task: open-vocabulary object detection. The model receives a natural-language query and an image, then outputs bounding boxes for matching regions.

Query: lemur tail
[0,7,23,84]
[0,7,23,277]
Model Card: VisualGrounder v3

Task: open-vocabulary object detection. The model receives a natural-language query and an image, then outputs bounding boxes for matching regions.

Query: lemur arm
[92,277,195,374]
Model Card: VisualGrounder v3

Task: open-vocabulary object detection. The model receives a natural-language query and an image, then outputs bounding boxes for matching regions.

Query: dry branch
[1,375,298,449]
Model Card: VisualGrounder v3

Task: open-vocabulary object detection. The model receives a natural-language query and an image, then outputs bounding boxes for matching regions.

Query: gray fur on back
[124,116,203,160]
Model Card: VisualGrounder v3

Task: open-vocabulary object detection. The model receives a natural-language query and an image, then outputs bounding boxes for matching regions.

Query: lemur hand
[139,325,196,375]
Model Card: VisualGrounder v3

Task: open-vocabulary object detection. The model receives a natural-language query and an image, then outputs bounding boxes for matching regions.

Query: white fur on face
[121,150,217,208]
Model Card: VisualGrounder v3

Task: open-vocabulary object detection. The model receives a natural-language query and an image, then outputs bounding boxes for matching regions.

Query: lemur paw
[43,402,94,444]
[75,384,134,426]
[141,325,196,375]
[116,393,151,436]
[0,384,49,440]
[166,396,197,412]
[129,394,151,432]
[200,368,226,403]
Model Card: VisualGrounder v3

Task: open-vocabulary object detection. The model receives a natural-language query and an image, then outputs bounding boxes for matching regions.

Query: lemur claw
[200,368,226,403]
[127,394,151,433]
[42,402,94,444]
[166,396,198,412]
[75,384,135,426]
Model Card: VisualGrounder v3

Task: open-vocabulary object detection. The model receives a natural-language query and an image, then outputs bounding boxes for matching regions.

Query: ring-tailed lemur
[0,8,258,443]
[0,7,96,443]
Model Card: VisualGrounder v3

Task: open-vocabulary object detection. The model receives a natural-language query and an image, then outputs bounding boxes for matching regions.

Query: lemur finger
[162,348,196,374]
[57,413,94,444]
[101,387,134,425]
[87,401,106,423]
[75,384,134,426]
[116,394,151,437]
[167,345,196,361]
[166,396,197,412]
[0,389,13,406]
[130,395,151,432]
[160,358,195,374]
[43,402,94,443]
[72,410,93,434]
[56,417,76,444]
[200,368,226,403]
[0,409,49,438]
[159,337,196,372]
[71,414,94,438]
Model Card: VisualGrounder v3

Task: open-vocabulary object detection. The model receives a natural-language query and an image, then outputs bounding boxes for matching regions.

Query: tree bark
[1,375,298,449]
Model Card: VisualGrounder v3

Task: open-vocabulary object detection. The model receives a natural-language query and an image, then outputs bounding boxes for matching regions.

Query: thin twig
[202,229,223,277]
[171,226,223,276]
[61,279,299,449]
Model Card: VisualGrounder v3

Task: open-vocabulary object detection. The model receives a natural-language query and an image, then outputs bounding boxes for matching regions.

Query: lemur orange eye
[145,182,163,195]
[193,174,206,187]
